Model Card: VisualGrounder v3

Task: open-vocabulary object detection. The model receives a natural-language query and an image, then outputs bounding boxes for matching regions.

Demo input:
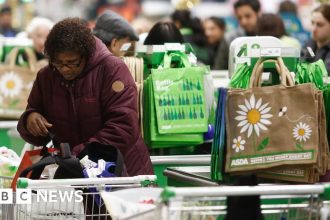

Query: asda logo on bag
[231,158,249,166]
[230,151,314,168]
[0,189,83,204]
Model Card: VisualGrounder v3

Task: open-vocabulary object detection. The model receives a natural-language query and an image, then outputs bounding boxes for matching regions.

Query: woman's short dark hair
[44,17,95,61]
[313,4,330,23]
[257,13,286,38]
[171,9,191,28]
[234,0,261,13]
[171,10,207,47]
[278,0,297,15]
[144,22,184,45]
[207,17,226,30]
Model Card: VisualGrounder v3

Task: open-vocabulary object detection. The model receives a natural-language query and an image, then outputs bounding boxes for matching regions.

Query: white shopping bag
[0,146,20,179]
[101,187,162,220]
[15,188,84,220]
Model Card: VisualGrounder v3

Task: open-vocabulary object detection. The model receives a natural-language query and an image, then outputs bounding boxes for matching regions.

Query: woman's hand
[26,112,53,137]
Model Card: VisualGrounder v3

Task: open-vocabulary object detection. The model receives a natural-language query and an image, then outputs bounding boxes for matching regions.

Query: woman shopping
[17,17,153,176]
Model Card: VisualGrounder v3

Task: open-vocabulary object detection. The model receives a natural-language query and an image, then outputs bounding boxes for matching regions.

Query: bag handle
[249,57,294,88]
[163,51,191,68]
[254,57,294,87]
[6,47,37,72]
[19,155,56,179]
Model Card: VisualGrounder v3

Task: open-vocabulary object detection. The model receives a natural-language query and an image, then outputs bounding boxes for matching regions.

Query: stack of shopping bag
[143,51,209,148]
[121,57,144,132]
[0,47,38,118]
[212,56,330,183]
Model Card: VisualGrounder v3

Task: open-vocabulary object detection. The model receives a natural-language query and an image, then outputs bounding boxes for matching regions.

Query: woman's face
[204,20,224,45]
[235,5,259,35]
[311,11,330,46]
[31,25,51,54]
[51,51,86,81]
[108,36,131,57]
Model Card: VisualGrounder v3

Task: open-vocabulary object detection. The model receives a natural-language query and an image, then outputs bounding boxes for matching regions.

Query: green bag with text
[143,75,204,148]
[151,52,208,134]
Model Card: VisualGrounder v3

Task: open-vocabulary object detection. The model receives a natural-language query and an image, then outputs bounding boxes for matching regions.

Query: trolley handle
[17,175,157,189]
[161,184,330,202]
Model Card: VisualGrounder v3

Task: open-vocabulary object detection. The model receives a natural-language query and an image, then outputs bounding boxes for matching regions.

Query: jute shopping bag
[257,71,329,183]
[225,57,319,173]
[0,47,37,118]
[122,57,144,134]
[256,90,325,183]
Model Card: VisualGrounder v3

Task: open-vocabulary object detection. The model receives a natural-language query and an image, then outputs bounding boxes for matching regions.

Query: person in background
[17,17,153,176]
[143,21,184,45]
[203,17,229,70]
[131,17,154,36]
[278,0,298,16]
[0,6,18,37]
[25,17,54,61]
[301,4,330,75]
[256,13,301,49]
[171,9,210,65]
[93,10,139,57]
[225,0,261,46]
[131,16,154,45]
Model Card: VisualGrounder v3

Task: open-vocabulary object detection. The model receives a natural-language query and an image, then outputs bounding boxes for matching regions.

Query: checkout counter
[164,166,218,186]
[151,154,217,187]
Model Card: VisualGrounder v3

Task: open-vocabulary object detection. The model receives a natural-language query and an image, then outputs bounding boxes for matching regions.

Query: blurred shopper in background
[143,21,184,45]
[131,17,154,36]
[0,6,18,37]
[16,17,53,70]
[256,13,301,49]
[17,17,153,176]
[93,10,139,57]
[225,0,261,45]
[171,9,210,65]
[203,17,229,70]
[301,4,330,75]
[278,0,298,16]
[25,17,54,61]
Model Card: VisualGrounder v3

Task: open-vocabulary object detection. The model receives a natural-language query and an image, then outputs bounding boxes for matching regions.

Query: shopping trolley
[129,184,330,220]
[1,175,156,220]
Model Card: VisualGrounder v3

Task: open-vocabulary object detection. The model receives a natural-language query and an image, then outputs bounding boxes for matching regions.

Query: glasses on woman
[51,56,83,69]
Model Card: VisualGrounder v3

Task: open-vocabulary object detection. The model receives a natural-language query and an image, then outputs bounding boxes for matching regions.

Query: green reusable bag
[295,59,330,152]
[151,52,208,134]
[143,75,204,148]
[295,59,327,90]
[229,62,252,89]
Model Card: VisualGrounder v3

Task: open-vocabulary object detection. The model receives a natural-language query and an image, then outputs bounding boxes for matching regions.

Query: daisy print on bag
[0,71,23,98]
[235,94,273,137]
[232,136,246,153]
[293,122,312,150]
[235,94,273,152]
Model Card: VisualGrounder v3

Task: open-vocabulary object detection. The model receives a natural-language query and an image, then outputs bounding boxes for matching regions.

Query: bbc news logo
[0,189,83,204]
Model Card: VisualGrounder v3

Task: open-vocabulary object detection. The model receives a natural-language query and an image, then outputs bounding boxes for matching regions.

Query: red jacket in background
[17,38,153,176]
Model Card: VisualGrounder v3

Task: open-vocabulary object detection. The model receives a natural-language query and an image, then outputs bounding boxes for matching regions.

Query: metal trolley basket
[1,175,156,220]
[132,184,330,220]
